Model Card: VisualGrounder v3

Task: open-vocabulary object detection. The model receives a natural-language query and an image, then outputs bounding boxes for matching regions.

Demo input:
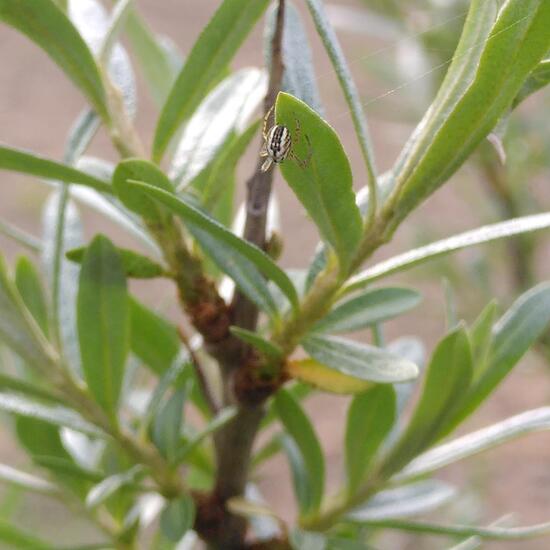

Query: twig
[231,0,286,331]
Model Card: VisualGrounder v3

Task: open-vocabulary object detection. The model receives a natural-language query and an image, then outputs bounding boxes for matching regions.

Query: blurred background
[0,0,549,547]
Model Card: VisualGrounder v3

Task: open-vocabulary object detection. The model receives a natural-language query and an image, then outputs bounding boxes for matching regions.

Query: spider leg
[261,157,273,173]
[260,148,268,158]
[293,116,302,144]
[289,134,313,170]
[263,105,275,139]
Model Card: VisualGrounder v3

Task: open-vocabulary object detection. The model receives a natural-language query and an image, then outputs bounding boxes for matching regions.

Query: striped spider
[260,106,312,172]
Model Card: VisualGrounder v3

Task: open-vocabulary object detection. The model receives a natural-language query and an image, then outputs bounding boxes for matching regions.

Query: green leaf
[303,334,419,385]
[113,159,174,223]
[98,0,134,64]
[286,358,373,395]
[129,298,180,375]
[276,92,363,270]
[229,327,283,361]
[0,0,108,119]
[86,465,142,509]
[313,287,421,334]
[0,463,57,495]
[345,213,550,293]
[67,245,166,279]
[0,145,112,194]
[125,10,181,107]
[347,480,456,522]
[128,181,299,312]
[15,417,98,498]
[177,407,237,463]
[0,218,42,253]
[0,255,58,373]
[200,120,261,221]
[64,109,100,166]
[513,57,550,107]
[397,407,550,483]
[68,0,136,116]
[152,0,270,160]
[304,0,377,202]
[188,225,279,317]
[345,386,396,493]
[452,283,550,428]
[171,68,265,186]
[381,327,473,477]
[349,518,550,541]
[469,300,498,381]
[389,0,550,229]
[264,1,323,114]
[42,191,83,374]
[152,388,186,463]
[142,360,188,434]
[274,389,324,517]
[15,257,49,337]
[0,392,102,436]
[0,374,62,404]
[0,520,56,550]
[77,235,130,417]
[160,494,195,542]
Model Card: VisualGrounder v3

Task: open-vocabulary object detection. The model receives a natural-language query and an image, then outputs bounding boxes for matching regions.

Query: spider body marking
[260,105,311,172]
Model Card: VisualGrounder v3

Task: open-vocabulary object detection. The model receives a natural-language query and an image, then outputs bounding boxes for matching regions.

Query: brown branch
[195,2,288,548]
[231,0,287,332]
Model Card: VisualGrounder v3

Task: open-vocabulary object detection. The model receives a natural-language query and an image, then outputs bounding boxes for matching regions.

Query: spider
[260,106,312,172]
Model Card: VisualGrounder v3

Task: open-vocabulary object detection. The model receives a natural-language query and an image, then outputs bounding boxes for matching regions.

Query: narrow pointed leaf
[286,358,373,395]
[469,300,498,380]
[276,92,363,270]
[304,0,377,188]
[381,328,473,477]
[0,373,63,404]
[68,0,136,117]
[125,11,181,107]
[0,0,108,119]
[113,159,174,223]
[86,466,142,509]
[264,1,323,114]
[390,0,550,228]
[129,298,180,375]
[67,245,166,279]
[15,257,49,336]
[128,181,299,311]
[0,146,112,194]
[0,463,57,495]
[346,213,550,293]
[42,192,83,373]
[153,0,270,160]
[513,57,550,107]
[171,68,266,185]
[345,386,396,492]
[77,235,130,417]
[0,255,58,372]
[303,334,419,385]
[0,392,102,436]
[275,389,324,517]
[349,518,550,541]
[313,287,421,334]
[230,327,283,361]
[0,520,56,550]
[347,480,456,522]
[397,407,550,482]
[452,283,550,429]
[160,494,195,542]
[152,388,186,463]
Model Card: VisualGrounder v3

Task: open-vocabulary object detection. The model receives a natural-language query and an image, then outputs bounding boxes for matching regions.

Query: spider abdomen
[266,125,292,163]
